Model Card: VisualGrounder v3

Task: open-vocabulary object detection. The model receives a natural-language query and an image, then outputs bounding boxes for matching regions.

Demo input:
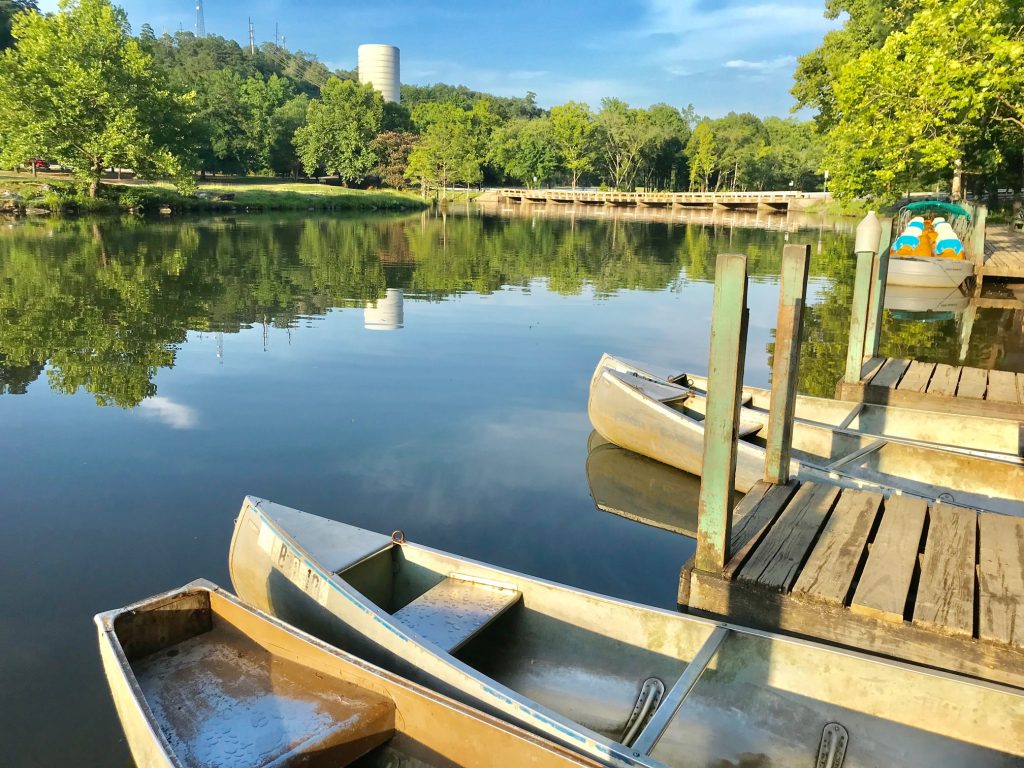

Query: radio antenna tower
[195,0,206,37]
[248,17,255,54]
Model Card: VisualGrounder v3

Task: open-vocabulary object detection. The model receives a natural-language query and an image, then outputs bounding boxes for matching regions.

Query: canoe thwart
[393,574,522,652]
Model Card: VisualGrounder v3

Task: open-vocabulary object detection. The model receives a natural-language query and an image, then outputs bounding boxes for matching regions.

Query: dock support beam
[864,217,892,358]
[695,254,748,573]
[763,244,810,484]
[844,212,882,384]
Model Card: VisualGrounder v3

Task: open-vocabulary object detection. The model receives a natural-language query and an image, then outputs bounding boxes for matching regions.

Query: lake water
[1,207,1021,765]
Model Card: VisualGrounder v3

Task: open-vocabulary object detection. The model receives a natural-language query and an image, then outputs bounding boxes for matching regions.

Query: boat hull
[887,256,974,288]
[230,497,1024,768]
[588,355,1024,513]
[97,580,602,768]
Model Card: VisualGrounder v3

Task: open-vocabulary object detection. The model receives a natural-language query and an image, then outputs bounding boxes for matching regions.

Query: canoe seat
[393,575,521,653]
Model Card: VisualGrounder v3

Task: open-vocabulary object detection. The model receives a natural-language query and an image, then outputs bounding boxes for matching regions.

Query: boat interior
[105,586,549,768]
[334,539,1024,767]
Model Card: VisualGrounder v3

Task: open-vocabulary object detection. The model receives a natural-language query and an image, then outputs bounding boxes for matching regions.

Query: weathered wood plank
[895,361,935,393]
[722,481,799,581]
[1018,373,1024,406]
[792,489,882,605]
[913,503,977,638]
[987,369,1018,404]
[977,513,1024,648]
[686,568,1024,690]
[850,496,927,623]
[869,357,910,389]
[957,367,987,400]
[926,363,961,396]
[738,482,841,592]
[860,356,886,383]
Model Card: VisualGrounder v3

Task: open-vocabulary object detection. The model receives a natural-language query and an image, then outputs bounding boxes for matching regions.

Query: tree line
[794,0,1024,203]
[0,0,825,198]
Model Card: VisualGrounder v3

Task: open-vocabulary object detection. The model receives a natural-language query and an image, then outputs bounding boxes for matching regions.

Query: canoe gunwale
[232,500,661,768]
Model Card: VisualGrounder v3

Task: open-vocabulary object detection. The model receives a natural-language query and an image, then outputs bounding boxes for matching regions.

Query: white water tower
[358,44,401,103]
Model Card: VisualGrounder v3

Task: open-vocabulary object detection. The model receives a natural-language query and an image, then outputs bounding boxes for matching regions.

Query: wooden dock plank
[859,356,886,383]
[870,358,910,389]
[721,482,798,581]
[957,367,987,399]
[987,370,1019,405]
[850,496,927,623]
[738,482,841,592]
[895,361,935,393]
[977,513,1024,648]
[926,364,961,396]
[913,503,977,638]
[792,489,882,605]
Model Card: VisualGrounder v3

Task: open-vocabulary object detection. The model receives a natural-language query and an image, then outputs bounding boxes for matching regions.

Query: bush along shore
[0,177,428,216]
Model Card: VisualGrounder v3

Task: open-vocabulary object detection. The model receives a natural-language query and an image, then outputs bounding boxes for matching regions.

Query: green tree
[550,101,598,189]
[294,77,383,184]
[268,94,309,177]
[0,0,36,50]
[489,117,559,187]
[824,0,1024,202]
[595,98,656,190]
[643,103,693,190]
[239,73,292,173]
[686,121,717,191]
[405,102,490,197]
[706,112,768,190]
[791,0,911,132]
[0,0,195,195]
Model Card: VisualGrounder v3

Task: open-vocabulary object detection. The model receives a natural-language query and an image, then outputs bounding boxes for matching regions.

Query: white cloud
[724,55,797,71]
[137,396,199,430]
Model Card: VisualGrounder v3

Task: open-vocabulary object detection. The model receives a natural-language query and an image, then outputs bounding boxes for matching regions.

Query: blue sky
[40,0,839,116]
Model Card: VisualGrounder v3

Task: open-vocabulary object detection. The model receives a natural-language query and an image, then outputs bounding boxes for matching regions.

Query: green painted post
[864,216,893,358]
[763,244,810,484]
[695,253,748,573]
[844,212,882,384]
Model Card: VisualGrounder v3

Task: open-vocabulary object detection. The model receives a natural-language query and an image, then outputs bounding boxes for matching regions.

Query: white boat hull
[886,256,974,288]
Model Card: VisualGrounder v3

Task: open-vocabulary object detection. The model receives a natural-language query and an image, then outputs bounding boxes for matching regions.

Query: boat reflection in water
[586,431,740,538]
[884,285,969,320]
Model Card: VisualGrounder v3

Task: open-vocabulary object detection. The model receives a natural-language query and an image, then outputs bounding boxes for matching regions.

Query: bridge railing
[495,189,819,203]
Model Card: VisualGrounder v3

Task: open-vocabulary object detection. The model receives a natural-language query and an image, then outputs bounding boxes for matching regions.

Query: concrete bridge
[494,188,828,212]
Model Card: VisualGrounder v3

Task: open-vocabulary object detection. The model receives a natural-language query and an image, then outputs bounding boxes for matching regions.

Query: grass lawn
[0,172,428,215]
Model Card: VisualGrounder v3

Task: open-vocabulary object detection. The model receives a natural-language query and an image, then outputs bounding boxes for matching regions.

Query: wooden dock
[679,480,1024,689]
[982,227,1024,281]
[836,356,1024,419]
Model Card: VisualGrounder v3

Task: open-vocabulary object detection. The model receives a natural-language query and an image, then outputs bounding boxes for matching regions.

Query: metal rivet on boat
[817,722,848,768]
[939,492,954,503]
[391,530,406,545]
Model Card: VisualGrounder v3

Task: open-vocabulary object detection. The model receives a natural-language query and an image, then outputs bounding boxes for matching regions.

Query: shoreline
[0,174,428,216]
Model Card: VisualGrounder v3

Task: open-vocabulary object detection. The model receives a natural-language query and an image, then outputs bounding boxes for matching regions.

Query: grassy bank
[0,173,428,215]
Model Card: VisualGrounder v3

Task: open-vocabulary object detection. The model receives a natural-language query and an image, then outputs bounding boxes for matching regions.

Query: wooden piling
[763,244,810,484]
[864,217,893,358]
[695,253,749,573]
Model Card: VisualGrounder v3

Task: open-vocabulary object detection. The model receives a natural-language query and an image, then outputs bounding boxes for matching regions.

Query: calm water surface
[1,208,1021,765]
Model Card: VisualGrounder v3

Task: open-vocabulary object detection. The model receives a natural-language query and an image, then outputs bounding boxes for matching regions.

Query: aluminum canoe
[229,496,1024,768]
[589,354,1024,515]
[96,579,601,768]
